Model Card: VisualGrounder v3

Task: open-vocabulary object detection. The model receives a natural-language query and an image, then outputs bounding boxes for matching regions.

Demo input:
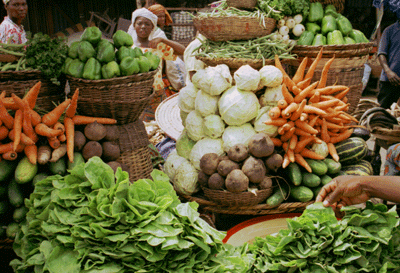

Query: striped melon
[341,160,373,176]
[335,137,368,166]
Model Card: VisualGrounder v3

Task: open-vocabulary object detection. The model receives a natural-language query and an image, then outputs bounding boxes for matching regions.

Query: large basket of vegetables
[193,16,276,42]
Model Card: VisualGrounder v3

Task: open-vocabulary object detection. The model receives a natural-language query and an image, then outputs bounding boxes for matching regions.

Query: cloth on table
[384,143,400,175]
[155,136,176,160]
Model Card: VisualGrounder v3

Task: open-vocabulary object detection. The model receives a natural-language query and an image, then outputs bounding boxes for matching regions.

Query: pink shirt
[0,16,27,44]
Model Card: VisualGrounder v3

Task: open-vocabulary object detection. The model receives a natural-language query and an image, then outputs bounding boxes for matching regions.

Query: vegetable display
[10,158,251,272]
[64,26,160,80]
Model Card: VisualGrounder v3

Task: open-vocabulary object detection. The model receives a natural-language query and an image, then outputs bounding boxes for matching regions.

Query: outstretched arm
[149,37,186,56]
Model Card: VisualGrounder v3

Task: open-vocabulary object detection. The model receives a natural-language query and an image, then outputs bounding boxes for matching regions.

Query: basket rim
[292,42,375,52]
[65,68,159,84]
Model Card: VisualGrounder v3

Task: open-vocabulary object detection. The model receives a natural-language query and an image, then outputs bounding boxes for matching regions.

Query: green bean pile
[193,34,296,61]
[0,42,30,71]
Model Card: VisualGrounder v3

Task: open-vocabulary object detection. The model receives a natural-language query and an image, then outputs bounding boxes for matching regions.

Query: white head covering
[128,8,158,46]
[3,0,11,5]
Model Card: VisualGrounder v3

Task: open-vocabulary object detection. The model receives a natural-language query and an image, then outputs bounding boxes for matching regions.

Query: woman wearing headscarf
[147,4,173,31]
[128,8,185,122]
[0,0,28,44]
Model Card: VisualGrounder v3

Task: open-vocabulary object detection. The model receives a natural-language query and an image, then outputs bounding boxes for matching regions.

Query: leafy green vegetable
[25,32,68,85]
[10,157,252,272]
[258,0,310,20]
[247,202,400,272]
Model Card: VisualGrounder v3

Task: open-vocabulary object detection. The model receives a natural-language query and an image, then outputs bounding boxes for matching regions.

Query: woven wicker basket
[226,0,257,9]
[202,187,273,207]
[193,16,276,41]
[348,83,364,114]
[288,64,364,87]
[196,56,275,71]
[116,119,153,182]
[310,0,345,14]
[292,42,375,59]
[0,70,65,111]
[179,192,314,215]
[66,69,157,124]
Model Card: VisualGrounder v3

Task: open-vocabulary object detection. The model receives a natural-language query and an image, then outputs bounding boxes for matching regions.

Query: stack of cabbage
[164,64,285,196]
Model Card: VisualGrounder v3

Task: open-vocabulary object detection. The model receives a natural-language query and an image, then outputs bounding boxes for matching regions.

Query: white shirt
[0,16,27,44]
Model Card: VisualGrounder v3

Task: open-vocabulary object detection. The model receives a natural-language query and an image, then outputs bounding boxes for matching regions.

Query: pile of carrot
[0,82,117,165]
[265,48,360,173]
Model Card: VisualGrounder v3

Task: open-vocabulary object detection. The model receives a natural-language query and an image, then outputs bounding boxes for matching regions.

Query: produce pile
[296,3,369,45]
[64,26,160,80]
[10,158,252,272]
[0,33,68,85]
[247,202,400,272]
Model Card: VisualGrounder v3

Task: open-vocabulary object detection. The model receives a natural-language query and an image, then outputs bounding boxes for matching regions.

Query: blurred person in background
[0,0,27,44]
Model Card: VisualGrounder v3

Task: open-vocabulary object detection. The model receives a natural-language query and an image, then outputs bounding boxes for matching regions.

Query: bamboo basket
[195,56,275,71]
[310,0,345,14]
[348,83,364,114]
[66,69,158,124]
[193,16,276,41]
[226,0,257,9]
[292,43,375,59]
[202,187,273,207]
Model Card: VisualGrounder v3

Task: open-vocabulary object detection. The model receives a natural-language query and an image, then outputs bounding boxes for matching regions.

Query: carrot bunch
[267,49,360,172]
[0,82,118,165]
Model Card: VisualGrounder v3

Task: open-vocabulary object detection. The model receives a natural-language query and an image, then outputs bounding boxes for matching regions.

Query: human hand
[386,69,400,86]
[149,37,164,49]
[316,175,371,210]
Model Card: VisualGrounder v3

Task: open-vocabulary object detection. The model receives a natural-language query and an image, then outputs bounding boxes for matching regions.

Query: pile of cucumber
[0,151,85,240]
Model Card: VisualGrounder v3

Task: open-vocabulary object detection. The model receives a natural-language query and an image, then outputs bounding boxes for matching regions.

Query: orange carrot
[335,103,350,112]
[294,127,312,137]
[23,81,41,109]
[294,81,319,103]
[328,142,340,162]
[9,129,35,146]
[278,126,286,135]
[2,150,17,161]
[277,99,289,109]
[292,57,308,84]
[12,93,41,126]
[295,119,319,135]
[294,153,312,173]
[321,118,330,143]
[311,99,340,109]
[0,91,5,99]
[58,133,67,142]
[294,136,315,153]
[0,126,8,141]
[269,106,281,119]
[15,143,25,153]
[289,134,298,150]
[296,77,312,90]
[30,109,41,127]
[264,118,287,127]
[305,47,323,80]
[281,127,296,142]
[320,85,348,95]
[287,149,295,162]
[342,96,348,103]
[274,54,289,77]
[317,55,335,89]
[1,97,18,110]
[308,91,320,104]
[64,117,74,162]
[334,87,350,100]
[53,122,65,133]
[300,148,325,160]
[282,153,290,168]
[281,102,299,118]
[0,142,14,154]
[42,99,71,127]
[303,105,327,116]
[66,88,79,118]
[22,105,38,143]
[35,123,63,138]
[308,115,320,127]
[72,115,117,125]
[329,128,354,144]
[292,85,302,96]
[290,99,307,121]
[0,100,13,129]
[300,112,308,121]
[12,110,23,151]
[24,145,37,164]
[281,83,294,104]
[283,75,297,93]
[47,136,61,149]
[271,137,282,147]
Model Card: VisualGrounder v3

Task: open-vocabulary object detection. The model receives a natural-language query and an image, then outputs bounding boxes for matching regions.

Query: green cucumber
[8,180,24,207]
[321,174,333,186]
[49,158,67,175]
[287,163,302,186]
[323,158,341,175]
[266,187,287,208]
[0,160,17,182]
[305,159,328,176]
[67,152,85,171]
[302,173,321,188]
[15,156,38,184]
[290,186,314,202]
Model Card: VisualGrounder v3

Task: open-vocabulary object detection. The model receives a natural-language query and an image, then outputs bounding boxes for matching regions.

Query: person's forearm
[362,176,400,203]
[378,54,392,75]
[161,38,186,56]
